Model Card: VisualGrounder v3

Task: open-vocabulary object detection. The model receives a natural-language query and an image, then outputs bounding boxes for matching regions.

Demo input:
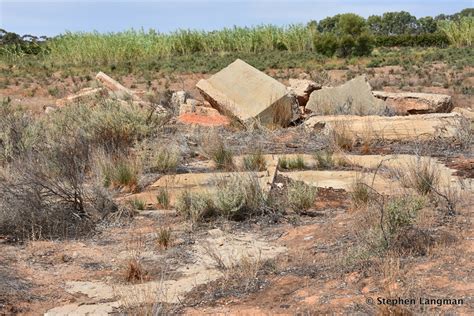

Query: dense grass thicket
[1,9,472,67]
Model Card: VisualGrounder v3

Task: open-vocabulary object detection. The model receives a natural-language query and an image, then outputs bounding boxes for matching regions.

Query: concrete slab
[287,78,321,107]
[124,155,279,207]
[46,230,286,313]
[373,91,453,114]
[452,107,474,122]
[341,154,473,191]
[306,75,387,115]
[196,59,296,127]
[55,87,104,107]
[304,113,463,140]
[282,170,402,194]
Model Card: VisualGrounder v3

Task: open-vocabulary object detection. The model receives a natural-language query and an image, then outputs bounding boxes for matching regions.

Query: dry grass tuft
[287,181,317,213]
[243,149,266,171]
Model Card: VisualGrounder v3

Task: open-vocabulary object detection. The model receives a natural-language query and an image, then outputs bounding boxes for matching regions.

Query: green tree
[380,11,418,35]
[417,16,438,33]
[336,13,367,37]
[317,15,340,33]
[367,15,384,34]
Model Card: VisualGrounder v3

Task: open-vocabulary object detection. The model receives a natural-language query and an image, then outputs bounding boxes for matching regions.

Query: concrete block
[196,59,296,127]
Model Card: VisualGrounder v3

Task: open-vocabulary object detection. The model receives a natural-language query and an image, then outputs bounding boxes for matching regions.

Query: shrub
[243,149,266,171]
[353,32,374,56]
[287,181,317,213]
[313,33,338,56]
[0,98,40,163]
[47,99,165,153]
[337,35,356,58]
[386,196,424,235]
[214,174,266,219]
[0,134,117,240]
[175,191,214,223]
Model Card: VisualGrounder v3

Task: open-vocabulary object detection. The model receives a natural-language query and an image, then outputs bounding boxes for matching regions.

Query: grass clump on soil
[98,155,140,192]
[287,181,317,213]
[156,187,170,209]
[156,227,172,249]
[175,191,215,224]
[214,174,267,220]
[314,149,336,169]
[351,180,374,207]
[279,155,305,170]
[203,134,234,171]
[243,149,266,171]
[401,158,440,196]
[141,144,180,174]
[129,198,146,211]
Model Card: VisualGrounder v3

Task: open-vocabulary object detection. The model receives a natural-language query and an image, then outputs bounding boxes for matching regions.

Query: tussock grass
[279,155,305,170]
[203,134,234,171]
[175,191,215,224]
[243,149,266,171]
[156,227,172,249]
[214,174,267,219]
[156,187,170,209]
[287,181,317,212]
[314,149,335,169]
[129,198,146,210]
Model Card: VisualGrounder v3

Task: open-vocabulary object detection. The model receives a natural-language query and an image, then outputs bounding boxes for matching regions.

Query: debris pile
[51,59,468,140]
[305,75,388,115]
[372,90,453,114]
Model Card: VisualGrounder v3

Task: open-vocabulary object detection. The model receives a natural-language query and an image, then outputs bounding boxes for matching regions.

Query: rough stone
[196,59,296,127]
[171,90,188,108]
[452,107,474,121]
[179,103,220,116]
[305,113,463,140]
[96,71,136,100]
[306,75,387,115]
[43,105,58,114]
[96,72,167,114]
[287,78,321,107]
[373,91,453,114]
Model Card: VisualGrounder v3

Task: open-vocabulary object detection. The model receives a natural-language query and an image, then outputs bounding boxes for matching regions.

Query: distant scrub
[0,9,472,67]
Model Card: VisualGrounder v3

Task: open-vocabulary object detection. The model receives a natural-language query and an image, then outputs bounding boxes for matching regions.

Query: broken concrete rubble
[96,71,137,100]
[372,91,453,114]
[287,78,321,107]
[304,113,463,140]
[452,107,474,121]
[196,59,297,127]
[55,87,104,107]
[95,71,168,114]
[306,75,387,115]
[171,90,188,108]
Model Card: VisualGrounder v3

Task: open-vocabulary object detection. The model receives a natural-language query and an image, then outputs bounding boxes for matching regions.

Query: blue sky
[0,0,471,36]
